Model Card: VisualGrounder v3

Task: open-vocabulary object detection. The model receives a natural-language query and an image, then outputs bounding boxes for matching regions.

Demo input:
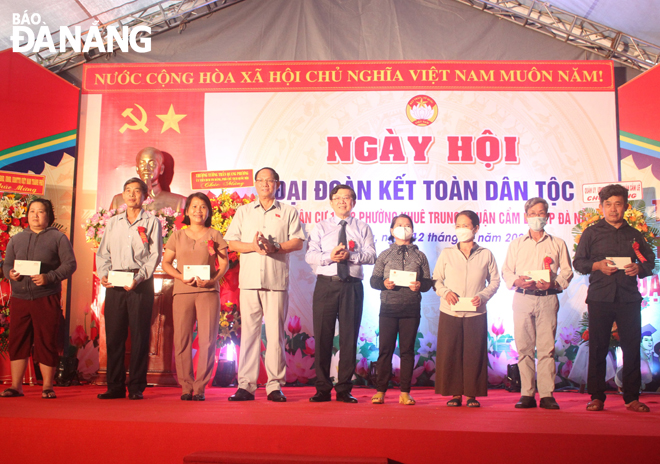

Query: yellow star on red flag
[156,104,187,133]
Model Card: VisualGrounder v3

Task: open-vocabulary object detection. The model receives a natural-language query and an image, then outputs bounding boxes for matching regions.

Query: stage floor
[2,385,660,464]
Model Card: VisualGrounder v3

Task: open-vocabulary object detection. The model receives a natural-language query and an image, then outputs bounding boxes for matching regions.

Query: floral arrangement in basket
[82,197,181,249]
[218,301,241,348]
[572,200,659,256]
[208,190,254,267]
[0,193,33,258]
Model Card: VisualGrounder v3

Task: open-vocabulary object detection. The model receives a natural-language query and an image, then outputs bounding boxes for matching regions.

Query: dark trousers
[376,315,420,393]
[436,312,488,397]
[587,301,641,404]
[9,293,62,366]
[312,276,363,395]
[104,278,154,394]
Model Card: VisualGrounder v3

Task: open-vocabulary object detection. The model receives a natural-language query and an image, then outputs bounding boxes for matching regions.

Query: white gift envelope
[389,269,416,287]
[451,297,477,312]
[14,260,40,276]
[523,269,551,282]
[183,265,210,281]
[109,271,135,287]
[606,257,632,270]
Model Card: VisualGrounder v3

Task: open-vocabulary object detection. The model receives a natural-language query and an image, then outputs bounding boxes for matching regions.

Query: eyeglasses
[255,179,277,185]
[332,196,353,201]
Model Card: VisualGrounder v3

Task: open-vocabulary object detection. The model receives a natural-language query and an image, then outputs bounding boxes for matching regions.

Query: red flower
[230,192,242,202]
[226,314,234,322]
[581,329,589,341]
[207,239,215,256]
[20,217,28,227]
[0,223,7,231]
[348,240,356,251]
[137,226,148,244]
[287,315,301,335]
[303,337,315,356]
[12,218,20,227]
[543,256,553,270]
[174,214,185,230]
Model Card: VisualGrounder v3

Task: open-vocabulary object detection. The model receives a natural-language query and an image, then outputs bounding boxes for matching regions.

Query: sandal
[399,392,415,405]
[446,397,462,407]
[625,400,650,413]
[371,392,385,404]
[466,398,480,408]
[1,388,24,398]
[181,393,193,401]
[42,389,57,399]
[586,399,604,411]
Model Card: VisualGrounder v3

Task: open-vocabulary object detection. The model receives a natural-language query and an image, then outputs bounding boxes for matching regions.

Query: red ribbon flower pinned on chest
[632,241,647,263]
[348,240,356,252]
[543,256,553,270]
[137,226,148,245]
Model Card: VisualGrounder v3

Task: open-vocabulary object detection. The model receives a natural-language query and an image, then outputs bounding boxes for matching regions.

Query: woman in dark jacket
[370,214,433,405]
[1,199,77,399]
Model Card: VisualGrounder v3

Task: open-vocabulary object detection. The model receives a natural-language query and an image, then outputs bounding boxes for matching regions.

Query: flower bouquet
[82,197,181,249]
[218,301,241,347]
[208,190,254,267]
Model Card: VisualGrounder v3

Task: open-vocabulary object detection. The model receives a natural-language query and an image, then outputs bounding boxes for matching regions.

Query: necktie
[337,220,349,280]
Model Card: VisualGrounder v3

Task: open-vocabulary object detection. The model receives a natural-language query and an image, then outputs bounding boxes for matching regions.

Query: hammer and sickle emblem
[119,104,149,133]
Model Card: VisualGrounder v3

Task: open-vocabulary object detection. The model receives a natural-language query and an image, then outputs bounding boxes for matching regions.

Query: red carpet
[2,386,660,464]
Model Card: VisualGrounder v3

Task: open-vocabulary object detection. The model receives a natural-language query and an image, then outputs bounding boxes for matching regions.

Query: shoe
[466,398,480,408]
[336,392,358,403]
[128,392,143,400]
[267,390,287,402]
[97,390,126,400]
[309,392,332,402]
[228,388,255,401]
[446,397,462,407]
[399,392,415,405]
[181,393,193,401]
[625,400,650,413]
[372,392,385,404]
[539,397,560,410]
[1,388,24,398]
[586,399,604,411]
[192,394,205,401]
[515,396,537,409]
[41,389,57,399]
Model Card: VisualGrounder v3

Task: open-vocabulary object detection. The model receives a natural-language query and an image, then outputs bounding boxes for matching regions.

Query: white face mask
[392,226,413,241]
[527,216,547,232]
[455,227,475,242]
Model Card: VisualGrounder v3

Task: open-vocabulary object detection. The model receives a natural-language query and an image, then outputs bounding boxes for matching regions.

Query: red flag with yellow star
[97,92,206,207]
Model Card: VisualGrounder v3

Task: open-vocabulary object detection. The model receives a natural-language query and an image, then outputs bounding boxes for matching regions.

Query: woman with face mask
[433,210,500,407]
[369,214,433,405]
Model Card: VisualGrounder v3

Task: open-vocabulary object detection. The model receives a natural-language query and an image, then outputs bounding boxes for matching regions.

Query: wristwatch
[273,242,281,253]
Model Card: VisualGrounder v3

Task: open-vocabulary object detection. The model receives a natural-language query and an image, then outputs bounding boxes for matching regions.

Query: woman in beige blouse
[433,210,500,408]
[162,193,228,401]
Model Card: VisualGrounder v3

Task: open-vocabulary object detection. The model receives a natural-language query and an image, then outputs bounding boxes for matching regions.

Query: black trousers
[587,301,641,404]
[376,315,420,393]
[312,276,363,395]
[104,278,154,394]
[435,312,488,397]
